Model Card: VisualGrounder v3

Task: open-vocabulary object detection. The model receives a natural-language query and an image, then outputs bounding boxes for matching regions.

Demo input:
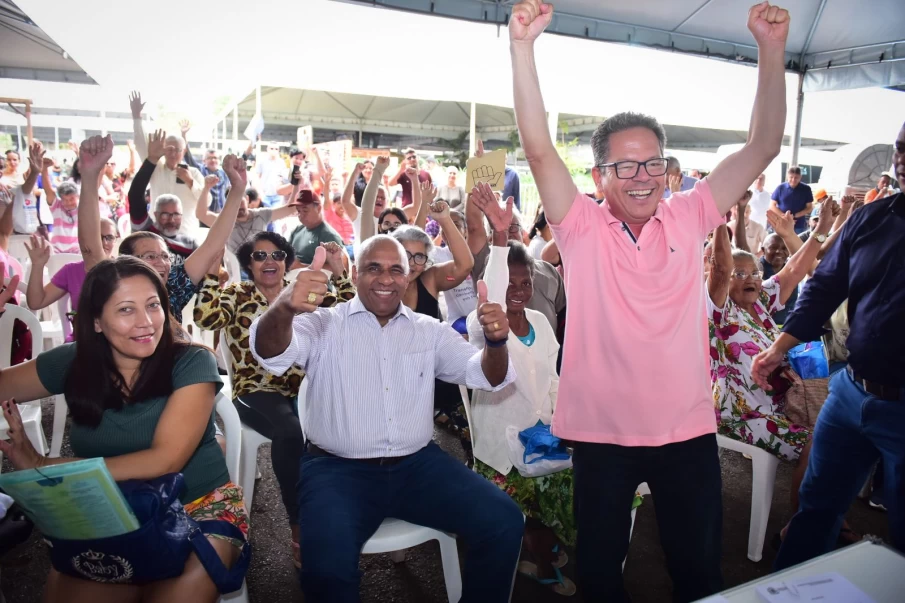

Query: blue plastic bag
[788,341,829,380]
[518,421,571,465]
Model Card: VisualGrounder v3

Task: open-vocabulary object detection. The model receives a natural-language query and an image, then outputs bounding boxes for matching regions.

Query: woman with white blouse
[466,240,575,596]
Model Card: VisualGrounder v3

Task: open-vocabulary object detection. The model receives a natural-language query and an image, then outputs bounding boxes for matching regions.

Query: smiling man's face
[594,127,665,225]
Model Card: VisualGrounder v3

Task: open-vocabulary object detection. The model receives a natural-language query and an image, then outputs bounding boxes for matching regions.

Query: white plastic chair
[224,250,241,285]
[0,304,48,457]
[182,295,215,348]
[8,280,69,457]
[716,434,779,562]
[217,335,272,512]
[117,214,131,239]
[213,381,250,603]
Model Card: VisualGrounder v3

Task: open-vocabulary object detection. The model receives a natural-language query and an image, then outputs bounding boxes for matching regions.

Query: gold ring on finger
[307,292,317,304]
[493,321,500,330]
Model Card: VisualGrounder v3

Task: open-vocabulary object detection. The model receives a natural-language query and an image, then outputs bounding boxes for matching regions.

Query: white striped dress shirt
[249,296,516,459]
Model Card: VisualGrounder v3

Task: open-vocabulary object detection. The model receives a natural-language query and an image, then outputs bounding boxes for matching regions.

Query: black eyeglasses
[251,250,288,262]
[406,251,431,266]
[597,157,668,180]
[101,234,117,244]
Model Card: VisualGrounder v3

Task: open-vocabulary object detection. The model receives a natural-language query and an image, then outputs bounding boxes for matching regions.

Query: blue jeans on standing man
[776,369,905,569]
[297,441,524,602]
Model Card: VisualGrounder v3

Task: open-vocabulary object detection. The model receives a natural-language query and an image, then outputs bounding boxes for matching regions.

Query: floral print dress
[708,276,810,462]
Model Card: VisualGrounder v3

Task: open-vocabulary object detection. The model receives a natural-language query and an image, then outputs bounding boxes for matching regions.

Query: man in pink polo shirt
[510,1,790,600]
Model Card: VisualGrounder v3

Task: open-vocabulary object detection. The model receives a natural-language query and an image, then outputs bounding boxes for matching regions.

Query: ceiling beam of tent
[799,0,827,69]
[0,66,94,83]
[236,108,468,134]
[324,92,362,119]
[360,96,377,119]
[421,100,442,124]
[670,0,716,33]
[341,0,767,65]
[294,89,306,115]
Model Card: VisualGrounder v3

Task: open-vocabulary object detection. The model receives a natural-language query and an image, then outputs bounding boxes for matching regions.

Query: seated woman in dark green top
[0,256,247,603]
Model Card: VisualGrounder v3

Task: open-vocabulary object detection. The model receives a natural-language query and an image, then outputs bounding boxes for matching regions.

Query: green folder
[0,458,139,539]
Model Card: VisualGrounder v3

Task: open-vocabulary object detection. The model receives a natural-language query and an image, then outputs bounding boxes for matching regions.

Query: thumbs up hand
[284,246,330,314]
[476,280,509,343]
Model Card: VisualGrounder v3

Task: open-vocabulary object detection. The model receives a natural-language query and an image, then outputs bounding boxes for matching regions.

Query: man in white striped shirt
[250,235,523,602]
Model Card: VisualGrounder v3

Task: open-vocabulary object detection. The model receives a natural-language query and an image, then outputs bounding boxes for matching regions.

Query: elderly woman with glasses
[194,231,354,569]
[708,194,836,462]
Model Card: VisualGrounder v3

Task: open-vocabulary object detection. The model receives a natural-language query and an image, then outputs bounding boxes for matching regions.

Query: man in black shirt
[753,121,905,568]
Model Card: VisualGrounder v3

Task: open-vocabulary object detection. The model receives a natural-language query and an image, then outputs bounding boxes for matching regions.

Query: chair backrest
[224,250,241,285]
[217,329,235,382]
[214,380,241,483]
[46,253,83,281]
[7,235,31,269]
[117,214,131,238]
[0,303,44,369]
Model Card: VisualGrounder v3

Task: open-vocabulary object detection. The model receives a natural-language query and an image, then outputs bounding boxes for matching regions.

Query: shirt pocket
[398,350,435,403]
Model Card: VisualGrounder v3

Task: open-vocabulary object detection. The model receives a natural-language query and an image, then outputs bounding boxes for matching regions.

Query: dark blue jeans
[776,369,905,570]
[297,441,524,603]
[573,434,723,603]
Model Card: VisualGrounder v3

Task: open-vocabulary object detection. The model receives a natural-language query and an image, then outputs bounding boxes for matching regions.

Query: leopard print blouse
[193,274,356,399]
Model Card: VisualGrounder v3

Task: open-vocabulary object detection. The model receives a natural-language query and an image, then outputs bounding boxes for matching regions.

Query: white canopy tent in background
[4,0,904,160]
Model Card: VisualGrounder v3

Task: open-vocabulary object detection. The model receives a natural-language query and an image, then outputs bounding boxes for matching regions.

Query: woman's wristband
[485,337,507,348]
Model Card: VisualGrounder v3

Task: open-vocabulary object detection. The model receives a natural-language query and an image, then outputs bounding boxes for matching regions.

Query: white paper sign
[756,572,875,603]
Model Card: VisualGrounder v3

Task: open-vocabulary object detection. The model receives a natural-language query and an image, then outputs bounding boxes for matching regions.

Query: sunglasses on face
[381,221,401,231]
[251,250,288,262]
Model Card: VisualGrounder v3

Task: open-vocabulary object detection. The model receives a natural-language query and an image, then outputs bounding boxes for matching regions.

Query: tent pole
[54,127,59,150]
[547,111,559,145]
[469,102,476,157]
[358,121,363,148]
[791,72,804,166]
[232,107,238,142]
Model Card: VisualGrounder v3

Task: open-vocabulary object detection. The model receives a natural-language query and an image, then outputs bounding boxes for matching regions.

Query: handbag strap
[187,520,251,594]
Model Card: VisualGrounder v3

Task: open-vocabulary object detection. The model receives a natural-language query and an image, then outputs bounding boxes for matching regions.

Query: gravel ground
[0,398,891,602]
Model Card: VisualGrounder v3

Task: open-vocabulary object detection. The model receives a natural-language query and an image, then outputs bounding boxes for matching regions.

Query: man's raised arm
[129,91,148,160]
[510,1,577,224]
[707,3,788,216]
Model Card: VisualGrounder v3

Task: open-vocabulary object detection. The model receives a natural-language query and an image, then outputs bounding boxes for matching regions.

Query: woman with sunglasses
[708,194,842,546]
[194,232,354,568]
[23,218,119,342]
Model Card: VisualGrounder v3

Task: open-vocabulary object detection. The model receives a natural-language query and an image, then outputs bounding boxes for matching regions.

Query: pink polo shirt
[550,180,723,446]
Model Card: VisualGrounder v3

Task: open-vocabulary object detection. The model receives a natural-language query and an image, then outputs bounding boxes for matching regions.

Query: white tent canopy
[337,0,905,93]
[6,0,902,154]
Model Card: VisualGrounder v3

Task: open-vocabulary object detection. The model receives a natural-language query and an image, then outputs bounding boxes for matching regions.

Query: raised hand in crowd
[79,134,114,174]
[475,280,509,343]
[320,241,346,276]
[27,140,46,174]
[223,154,248,189]
[747,1,791,50]
[146,129,167,164]
[282,246,330,313]
[428,199,451,223]
[766,207,795,238]
[129,90,145,119]
[204,174,220,189]
[668,172,683,193]
[0,399,44,469]
[471,182,514,236]
[24,233,51,268]
[509,0,554,44]
[180,119,191,137]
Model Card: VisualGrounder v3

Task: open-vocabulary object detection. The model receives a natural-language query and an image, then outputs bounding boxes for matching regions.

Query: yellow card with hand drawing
[465,149,506,192]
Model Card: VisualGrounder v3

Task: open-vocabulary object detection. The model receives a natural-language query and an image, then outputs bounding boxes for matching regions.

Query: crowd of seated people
[0,12,902,599]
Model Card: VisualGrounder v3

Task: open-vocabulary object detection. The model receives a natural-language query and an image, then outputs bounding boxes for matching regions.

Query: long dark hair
[378,207,408,231]
[530,210,548,239]
[65,256,189,427]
